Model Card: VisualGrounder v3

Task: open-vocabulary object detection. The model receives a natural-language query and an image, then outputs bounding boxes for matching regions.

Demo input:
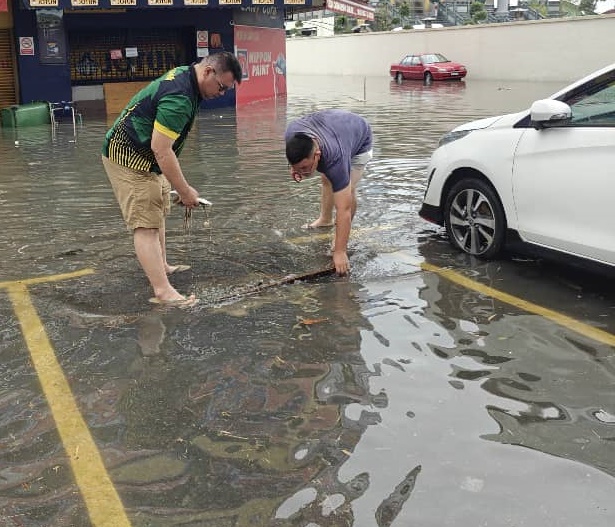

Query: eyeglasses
[211,68,233,93]
[291,152,319,183]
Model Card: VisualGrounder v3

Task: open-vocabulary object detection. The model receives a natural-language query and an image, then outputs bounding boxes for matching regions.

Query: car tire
[396,72,403,83]
[424,71,433,84]
[444,178,506,259]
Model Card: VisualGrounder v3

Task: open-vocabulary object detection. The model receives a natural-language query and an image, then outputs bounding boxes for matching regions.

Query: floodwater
[1,75,615,526]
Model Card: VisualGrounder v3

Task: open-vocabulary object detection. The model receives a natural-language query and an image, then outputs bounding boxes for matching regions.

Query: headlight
[438,129,473,148]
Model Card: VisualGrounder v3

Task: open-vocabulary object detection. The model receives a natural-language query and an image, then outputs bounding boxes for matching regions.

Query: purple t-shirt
[285,110,373,192]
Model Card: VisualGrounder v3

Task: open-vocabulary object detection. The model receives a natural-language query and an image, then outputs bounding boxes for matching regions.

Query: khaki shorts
[102,156,170,231]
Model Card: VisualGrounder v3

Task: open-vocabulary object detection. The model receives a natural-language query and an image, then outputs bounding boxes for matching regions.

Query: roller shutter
[0,29,17,109]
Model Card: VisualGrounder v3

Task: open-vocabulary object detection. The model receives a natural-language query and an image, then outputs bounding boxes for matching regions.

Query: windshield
[421,53,449,64]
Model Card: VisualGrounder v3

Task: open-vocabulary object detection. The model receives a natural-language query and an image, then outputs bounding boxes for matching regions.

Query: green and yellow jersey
[102,65,201,173]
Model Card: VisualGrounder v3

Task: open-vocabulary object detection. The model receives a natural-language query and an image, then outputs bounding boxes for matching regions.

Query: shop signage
[19,37,35,55]
[26,0,311,7]
[326,0,375,21]
[1,0,8,12]
[29,0,59,6]
[234,25,286,105]
[196,30,209,47]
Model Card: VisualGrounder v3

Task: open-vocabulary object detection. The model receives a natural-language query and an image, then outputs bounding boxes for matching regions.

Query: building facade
[0,0,322,114]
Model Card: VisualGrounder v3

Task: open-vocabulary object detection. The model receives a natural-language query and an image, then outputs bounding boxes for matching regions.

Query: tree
[578,0,606,13]
[398,1,411,26]
[469,1,487,23]
[334,15,348,34]
[374,2,393,31]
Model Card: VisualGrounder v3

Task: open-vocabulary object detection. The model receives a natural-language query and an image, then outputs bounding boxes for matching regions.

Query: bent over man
[285,109,373,276]
[102,52,242,306]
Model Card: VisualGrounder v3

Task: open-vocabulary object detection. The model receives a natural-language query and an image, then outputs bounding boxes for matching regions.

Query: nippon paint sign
[326,0,375,21]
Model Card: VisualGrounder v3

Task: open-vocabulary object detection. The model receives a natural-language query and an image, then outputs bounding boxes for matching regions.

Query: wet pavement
[1,75,614,526]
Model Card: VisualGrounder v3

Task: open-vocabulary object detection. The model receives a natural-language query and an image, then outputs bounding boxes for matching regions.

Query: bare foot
[302,219,335,230]
[149,293,198,307]
[165,264,191,275]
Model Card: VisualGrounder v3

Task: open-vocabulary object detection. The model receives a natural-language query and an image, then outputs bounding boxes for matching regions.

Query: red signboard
[234,25,287,106]
[326,0,375,21]
[0,0,8,12]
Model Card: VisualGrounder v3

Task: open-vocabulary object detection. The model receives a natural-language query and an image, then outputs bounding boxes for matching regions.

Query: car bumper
[433,71,467,80]
[419,202,443,226]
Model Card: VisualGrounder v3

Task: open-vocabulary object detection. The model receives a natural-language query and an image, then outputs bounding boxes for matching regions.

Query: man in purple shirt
[285,110,373,276]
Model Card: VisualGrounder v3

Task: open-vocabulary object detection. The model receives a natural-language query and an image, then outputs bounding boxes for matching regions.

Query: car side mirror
[529,99,572,130]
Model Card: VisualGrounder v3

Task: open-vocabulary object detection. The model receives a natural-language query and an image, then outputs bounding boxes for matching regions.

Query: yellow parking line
[422,262,615,348]
[0,268,95,289]
[4,270,130,527]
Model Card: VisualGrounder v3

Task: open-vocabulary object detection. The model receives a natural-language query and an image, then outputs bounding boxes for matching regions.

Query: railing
[438,2,545,25]
[437,3,470,26]
[519,2,546,20]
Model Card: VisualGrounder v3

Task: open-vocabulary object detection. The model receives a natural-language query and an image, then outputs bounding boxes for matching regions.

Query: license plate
[451,72,459,76]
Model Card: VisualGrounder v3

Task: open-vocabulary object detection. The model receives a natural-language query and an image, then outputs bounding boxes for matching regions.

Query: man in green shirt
[102,52,242,306]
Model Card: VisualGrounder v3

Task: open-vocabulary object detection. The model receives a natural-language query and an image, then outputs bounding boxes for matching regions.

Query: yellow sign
[253,0,275,3]
[184,0,209,4]
[71,0,99,5]
[219,0,242,4]
[147,0,173,4]
[110,0,136,5]
[29,0,59,6]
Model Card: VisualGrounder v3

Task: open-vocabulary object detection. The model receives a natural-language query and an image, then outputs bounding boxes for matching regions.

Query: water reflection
[1,76,614,526]
[338,269,615,526]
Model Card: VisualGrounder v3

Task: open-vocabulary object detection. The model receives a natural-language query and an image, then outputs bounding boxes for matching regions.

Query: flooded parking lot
[1,75,614,526]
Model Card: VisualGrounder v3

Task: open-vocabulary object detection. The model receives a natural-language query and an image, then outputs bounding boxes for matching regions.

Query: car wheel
[396,72,403,83]
[444,178,506,259]
[424,71,433,84]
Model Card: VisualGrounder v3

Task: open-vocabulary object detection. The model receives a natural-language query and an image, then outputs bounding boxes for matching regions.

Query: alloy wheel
[444,179,505,258]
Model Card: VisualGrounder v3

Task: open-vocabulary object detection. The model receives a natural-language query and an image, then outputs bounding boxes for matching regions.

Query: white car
[419,62,615,269]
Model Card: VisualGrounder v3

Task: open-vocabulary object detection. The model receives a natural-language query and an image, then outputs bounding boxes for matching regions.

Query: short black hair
[286,133,315,164]
[207,51,243,85]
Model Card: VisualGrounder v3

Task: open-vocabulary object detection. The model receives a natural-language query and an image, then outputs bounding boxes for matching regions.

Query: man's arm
[332,185,353,275]
[151,128,199,207]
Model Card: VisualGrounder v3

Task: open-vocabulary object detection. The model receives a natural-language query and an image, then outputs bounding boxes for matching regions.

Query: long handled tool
[212,266,337,305]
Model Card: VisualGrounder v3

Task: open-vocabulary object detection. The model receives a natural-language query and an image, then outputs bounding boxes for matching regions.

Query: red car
[390,53,467,82]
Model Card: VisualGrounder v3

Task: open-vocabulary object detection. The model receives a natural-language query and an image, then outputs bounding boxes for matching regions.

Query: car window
[410,57,420,66]
[401,56,412,65]
[564,79,615,127]
[421,54,448,64]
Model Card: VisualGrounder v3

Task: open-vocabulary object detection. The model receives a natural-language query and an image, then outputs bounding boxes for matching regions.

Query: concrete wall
[286,15,615,83]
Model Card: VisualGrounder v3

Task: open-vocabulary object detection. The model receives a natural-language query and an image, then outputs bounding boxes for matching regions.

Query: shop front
[7,0,316,115]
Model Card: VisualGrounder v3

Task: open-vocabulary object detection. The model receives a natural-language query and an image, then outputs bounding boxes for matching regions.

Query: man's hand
[178,185,200,208]
[333,250,350,276]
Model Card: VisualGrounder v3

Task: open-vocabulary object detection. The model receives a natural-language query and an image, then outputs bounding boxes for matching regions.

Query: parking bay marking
[3,269,131,527]
[288,224,614,346]
[421,262,615,348]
